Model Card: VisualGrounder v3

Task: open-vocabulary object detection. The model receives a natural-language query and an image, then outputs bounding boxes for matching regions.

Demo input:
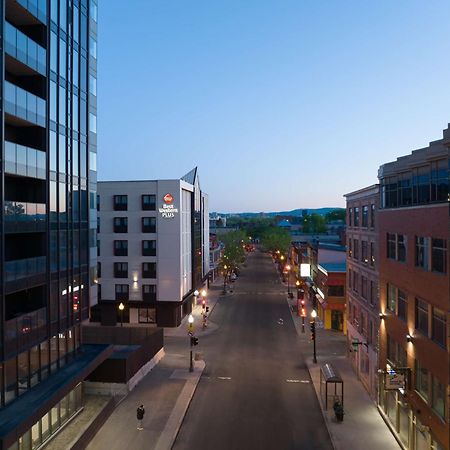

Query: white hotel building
[96,168,209,327]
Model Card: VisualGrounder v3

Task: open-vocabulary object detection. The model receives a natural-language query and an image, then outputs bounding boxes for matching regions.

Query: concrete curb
[154,360,206,450]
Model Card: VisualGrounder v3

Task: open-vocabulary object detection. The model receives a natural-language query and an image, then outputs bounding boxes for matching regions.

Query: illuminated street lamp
[310,310,317,363]
[118,302,125,327]
[285,264,291,296]
[188,314,196,372]
[223,265,228,293]
[193,289,199,309]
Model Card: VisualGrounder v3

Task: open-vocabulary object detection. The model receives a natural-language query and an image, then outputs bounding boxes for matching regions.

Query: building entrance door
[331,310,343,331]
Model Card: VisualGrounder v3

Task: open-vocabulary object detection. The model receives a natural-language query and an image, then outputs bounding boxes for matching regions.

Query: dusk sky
[99,0,450,213]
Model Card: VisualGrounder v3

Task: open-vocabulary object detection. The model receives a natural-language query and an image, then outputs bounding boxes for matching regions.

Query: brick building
[345,184,380,401]
[377,127,449,450]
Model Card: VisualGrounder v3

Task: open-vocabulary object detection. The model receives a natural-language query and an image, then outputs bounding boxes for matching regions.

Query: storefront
[378,368,445,450]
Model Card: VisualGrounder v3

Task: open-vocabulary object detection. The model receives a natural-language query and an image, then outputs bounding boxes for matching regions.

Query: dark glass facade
[0,1,98,448]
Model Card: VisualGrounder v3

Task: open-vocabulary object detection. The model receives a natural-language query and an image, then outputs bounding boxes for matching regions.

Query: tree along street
[173,251,333,450]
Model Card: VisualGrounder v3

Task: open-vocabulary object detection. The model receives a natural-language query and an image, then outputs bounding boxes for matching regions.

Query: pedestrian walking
[136,404,145,430]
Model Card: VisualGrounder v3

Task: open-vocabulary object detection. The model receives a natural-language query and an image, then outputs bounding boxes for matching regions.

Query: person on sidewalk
[137,404,145,430]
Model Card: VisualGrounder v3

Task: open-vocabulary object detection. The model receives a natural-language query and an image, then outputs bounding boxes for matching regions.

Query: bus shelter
[320,363,343,410]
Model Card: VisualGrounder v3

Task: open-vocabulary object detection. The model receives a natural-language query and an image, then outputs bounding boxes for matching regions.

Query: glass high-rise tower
[0,1,106,449]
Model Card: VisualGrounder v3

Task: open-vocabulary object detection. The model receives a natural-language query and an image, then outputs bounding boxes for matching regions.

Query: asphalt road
[173,250,333,450]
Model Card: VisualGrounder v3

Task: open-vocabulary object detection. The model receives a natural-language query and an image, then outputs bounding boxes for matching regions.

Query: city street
[173,251,333,450]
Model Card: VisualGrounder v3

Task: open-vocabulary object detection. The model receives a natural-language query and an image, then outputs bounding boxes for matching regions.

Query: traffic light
[301,307,306,317]
[298,289,305,300]
[201,299,206,309]
[190,336,199,346]
[206,307,210,313]
[309,321,316,340]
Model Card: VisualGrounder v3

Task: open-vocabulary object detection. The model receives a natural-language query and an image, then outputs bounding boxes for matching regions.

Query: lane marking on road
[217,376,232,380]
[286,379,311,384]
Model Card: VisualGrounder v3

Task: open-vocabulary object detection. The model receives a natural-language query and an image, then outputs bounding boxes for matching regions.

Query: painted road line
[217,376,232,380]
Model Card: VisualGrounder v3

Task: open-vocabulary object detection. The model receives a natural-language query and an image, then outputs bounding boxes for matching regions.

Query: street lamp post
[285,264,291,296]
[118,302,125,327]
[311,309,317,363]
[223,265,228,293]
[188,314,194,372]
[193,289,199,309]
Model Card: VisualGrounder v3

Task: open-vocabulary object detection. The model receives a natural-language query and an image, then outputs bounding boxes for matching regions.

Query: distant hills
[211,208,344,218]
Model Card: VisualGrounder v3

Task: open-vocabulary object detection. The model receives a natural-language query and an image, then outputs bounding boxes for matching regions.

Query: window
[354,207,359,226]
[353,239,359,260]
[415,360,429,400]
[431,238,447,273]
[387,334,407,367]
[430,159,448,202]
[415,236,429,269]
[142,284,156,302]
[142,217,156,233]
[370,280,377,307]
[387,284,396,312]
[362,205,369,227]
[97,262,101,278]
[361,277,368,300]
[397,289,407,321]
[348,238,352,257]
[431,376,446,419]
[114,240,128,256]
[142,262,156,278]
[348,268,352,289]
[115,284,129,301]
[113,217,128,233]
[328,285,344,296]
[370,242,375,267]
[415,298,428,336]
[114,262,128,278]
[142,195,156,211]
[142,240,156,256]
[387,233,396,259]
[138,307,156,324]
[397,235,406,262]
[387,233,406,262]
[348,208,352,227]
[353,272,359,293]
[370,204,375,228]
[361,241,368,264]
[431,308,446,348]
[113,195,128,211]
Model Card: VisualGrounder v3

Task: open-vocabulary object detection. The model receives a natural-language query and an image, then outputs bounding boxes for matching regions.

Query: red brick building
[377,127,449,450]
[345,184,380,401]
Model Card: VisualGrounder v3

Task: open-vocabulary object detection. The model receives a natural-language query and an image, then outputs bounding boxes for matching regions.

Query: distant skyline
[99,0,450,212]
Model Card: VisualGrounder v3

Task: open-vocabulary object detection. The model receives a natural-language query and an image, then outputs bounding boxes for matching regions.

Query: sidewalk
[285,292,401,450]
[87,277,226,450]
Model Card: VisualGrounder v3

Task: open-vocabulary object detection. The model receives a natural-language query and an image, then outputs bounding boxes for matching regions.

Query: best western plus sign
[159,193,179,218]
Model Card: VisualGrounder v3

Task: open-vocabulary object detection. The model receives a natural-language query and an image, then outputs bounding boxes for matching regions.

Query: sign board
[385,369,406,390]
[159,193,179,219]
[300,263,310,277]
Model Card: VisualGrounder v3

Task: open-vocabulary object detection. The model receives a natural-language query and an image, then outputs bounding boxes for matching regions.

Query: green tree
[325,209,346,222]
[260,228,291,254]
[301,214,326,233]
